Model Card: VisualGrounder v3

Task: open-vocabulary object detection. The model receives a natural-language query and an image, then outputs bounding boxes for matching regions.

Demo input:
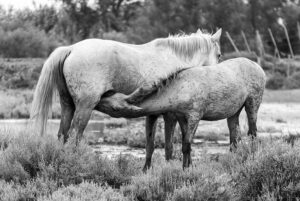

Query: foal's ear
[212,28,222,43]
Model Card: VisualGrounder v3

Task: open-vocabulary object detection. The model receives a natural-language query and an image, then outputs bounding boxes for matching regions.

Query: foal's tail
[30,46,72,136]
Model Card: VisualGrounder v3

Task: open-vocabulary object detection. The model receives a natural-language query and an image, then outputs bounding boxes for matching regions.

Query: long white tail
[30,46,72,136]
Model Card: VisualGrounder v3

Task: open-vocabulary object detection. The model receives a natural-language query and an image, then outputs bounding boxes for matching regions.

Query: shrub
[0,58,44,89]
[220,139,300,200]
[266,73,286,89]
[102,31,129,43]
[0,131,141,187]
[170,175,233,201]
[0,177,57,201]
[0,26,60,58]
[39,181,127,201]
[284,71,300,89]
[123,160,233,201]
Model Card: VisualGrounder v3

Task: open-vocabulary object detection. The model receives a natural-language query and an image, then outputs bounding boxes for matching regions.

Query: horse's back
[224,58,266,97]
[221,57,266,85]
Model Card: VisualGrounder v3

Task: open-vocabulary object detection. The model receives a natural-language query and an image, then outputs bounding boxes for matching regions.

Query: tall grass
[1,129,300,200]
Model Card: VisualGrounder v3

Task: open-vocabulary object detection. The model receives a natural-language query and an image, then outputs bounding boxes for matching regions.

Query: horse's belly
[202,93,247,121]
[202,104,242,120]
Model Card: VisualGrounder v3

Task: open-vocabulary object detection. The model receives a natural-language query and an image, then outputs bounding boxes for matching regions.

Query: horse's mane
[154,30,214,60]
[155,67,191,94]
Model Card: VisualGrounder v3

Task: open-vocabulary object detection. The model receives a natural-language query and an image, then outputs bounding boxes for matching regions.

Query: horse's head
[202,28,222,66]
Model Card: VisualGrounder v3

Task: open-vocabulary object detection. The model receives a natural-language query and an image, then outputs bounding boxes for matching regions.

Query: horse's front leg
[163,113,177,161]
[143,114,159,172]
[177,113,201,169]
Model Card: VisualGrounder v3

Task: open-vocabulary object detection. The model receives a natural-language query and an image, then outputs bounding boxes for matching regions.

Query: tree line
[0,0,300,58]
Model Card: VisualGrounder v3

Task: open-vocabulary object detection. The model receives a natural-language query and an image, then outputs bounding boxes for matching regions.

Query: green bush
[219,139,300,200]
[0,26,60,58]
[284,71,300,89]
[0,131,141,187]
[123,160,233,201]
[39,181,127,201]
[102,31,129,43]
[0,58,44,89]
[0,179,126,201]
[0,89,61,119]
[0,178,57,201]
[266,74,286,89]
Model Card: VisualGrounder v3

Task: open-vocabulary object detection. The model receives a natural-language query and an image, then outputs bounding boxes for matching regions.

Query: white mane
[154,30,214,60]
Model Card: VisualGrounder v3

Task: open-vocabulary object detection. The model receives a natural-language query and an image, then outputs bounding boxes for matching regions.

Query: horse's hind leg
[57,76,75,143]
[245,95,263,138]
[227,107,243,151]
[58,98,75,143]
[66,97,99,145]
[163,113,177,161]
[143,115,159,172]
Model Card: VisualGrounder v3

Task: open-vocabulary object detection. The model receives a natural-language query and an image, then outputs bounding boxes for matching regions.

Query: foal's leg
[163,113,177,161]
[143,115,159,172]
[177,113,201,169]
[66,97,99,145]
[227,107,243,151]
[245,96,262,139]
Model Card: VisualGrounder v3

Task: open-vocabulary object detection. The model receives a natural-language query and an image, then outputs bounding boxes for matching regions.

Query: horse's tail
[30,46,72,136]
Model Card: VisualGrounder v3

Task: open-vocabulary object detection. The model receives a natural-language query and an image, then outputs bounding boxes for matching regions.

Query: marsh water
[0,118,232,159]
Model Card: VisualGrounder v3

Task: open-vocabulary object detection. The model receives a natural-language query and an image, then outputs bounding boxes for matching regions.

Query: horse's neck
[149,43,208,67]
[134,42,209,84]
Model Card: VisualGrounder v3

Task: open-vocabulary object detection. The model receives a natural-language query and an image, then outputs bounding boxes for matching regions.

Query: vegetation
[1,129,300,200]
[1,0,300,56]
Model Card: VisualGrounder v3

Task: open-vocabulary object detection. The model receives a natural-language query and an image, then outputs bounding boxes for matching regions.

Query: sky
[0,0,55,10]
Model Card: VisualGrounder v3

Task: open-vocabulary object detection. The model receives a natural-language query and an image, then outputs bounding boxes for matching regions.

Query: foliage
[0,26,60,58]
[284,71,300,89]
[2,129,300,200]
[0,0,300,56]
[266,73,286,89]
[219,139,300,200]
[0,58,44,89]
[123,160,233,201]
[0,89,61,119]
[0,131,141,188]
[39,182,127,201]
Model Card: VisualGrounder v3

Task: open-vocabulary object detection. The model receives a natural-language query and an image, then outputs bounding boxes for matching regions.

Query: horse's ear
[197,29,202,34]
[212,28,222,42]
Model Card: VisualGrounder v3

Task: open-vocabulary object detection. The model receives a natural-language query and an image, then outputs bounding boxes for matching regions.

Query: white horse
[31,29,222,143]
